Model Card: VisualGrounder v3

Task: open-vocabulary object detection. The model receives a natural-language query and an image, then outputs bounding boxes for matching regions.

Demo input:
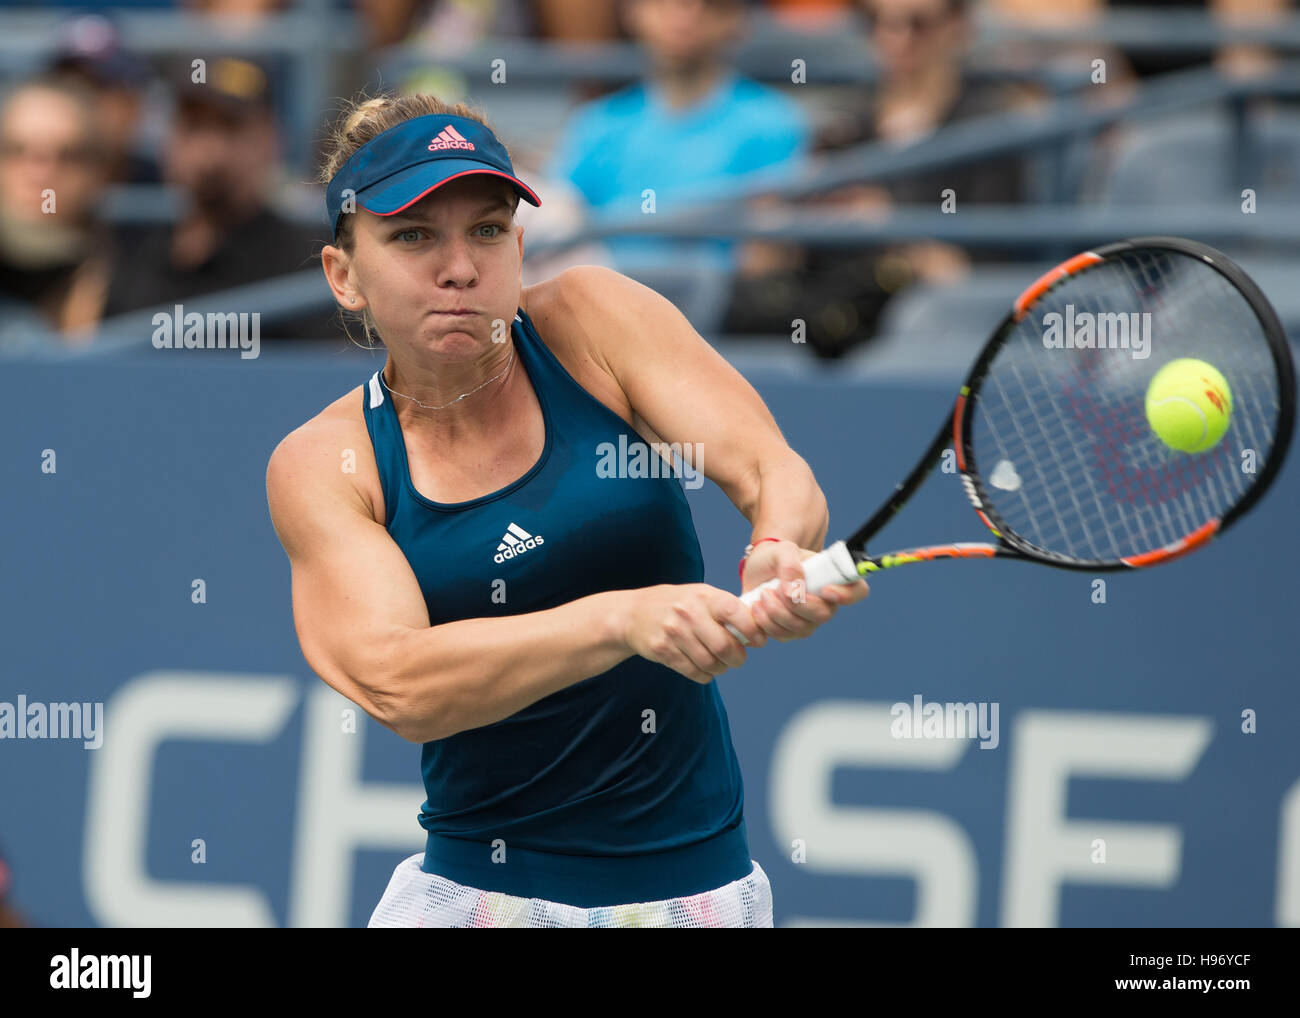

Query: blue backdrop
[2,348,1297,927]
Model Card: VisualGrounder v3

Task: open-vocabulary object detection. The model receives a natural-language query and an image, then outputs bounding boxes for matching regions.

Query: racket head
[953,236,1295,571]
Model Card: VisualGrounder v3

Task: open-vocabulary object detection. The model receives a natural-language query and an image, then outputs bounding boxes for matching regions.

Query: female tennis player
[266,94,869,928]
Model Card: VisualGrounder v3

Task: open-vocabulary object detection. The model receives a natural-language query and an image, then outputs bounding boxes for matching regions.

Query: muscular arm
[538,265,830,551]
[527,266,872,643]
[266,418,635,743]
[266,414,763,742]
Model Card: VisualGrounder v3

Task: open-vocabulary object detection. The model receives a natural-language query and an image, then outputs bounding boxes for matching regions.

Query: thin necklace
[381,348,515,411]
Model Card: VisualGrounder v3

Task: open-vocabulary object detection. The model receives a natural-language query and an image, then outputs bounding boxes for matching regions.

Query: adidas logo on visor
[494,522,544,563]
[428,124,475,152]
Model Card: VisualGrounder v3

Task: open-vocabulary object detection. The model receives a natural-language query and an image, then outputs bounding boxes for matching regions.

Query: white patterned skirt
[368,853,773,928]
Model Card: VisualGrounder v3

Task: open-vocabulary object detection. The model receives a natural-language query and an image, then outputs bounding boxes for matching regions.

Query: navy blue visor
[325,113,540,242]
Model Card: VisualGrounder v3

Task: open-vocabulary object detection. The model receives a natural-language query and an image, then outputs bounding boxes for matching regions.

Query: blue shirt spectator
[546,72,809,271]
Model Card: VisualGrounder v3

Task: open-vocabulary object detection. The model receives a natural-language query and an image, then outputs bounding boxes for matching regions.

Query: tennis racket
[731,236,1295,640]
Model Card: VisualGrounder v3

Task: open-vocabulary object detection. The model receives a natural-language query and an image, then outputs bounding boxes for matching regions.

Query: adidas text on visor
[325,114,541,243]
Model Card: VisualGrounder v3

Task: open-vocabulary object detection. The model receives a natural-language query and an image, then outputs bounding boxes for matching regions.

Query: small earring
[349,297,357,304]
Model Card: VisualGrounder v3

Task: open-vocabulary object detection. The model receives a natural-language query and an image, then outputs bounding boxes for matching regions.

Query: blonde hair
[318,92,517,348]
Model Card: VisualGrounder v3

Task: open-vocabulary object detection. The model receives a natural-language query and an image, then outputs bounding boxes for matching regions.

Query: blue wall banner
[2,350,1297,927]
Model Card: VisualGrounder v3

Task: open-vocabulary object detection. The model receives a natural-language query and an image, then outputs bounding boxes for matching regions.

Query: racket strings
[970,249,1282,563]
[1002,355,1109,557]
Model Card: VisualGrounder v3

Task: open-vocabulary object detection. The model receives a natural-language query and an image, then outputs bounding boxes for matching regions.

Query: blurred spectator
[46,12,161,186]
[1096,1,1298,212]
[980,0,1136,111]
[765,0,858,26]
[544,0,811,275]
[987,0,1290,80]
[723,0,1037,356]
[816,0,1033,196]
[356,0,618,51]
[102,57,338,341]
[358,0,525,50]
[1019,0,1295,205]
[1207,0,1292,80]
[0,75,113,351]
[184,0,293,16]
[531,0,620,40]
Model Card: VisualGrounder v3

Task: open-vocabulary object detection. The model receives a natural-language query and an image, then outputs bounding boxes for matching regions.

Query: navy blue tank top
[362,307,751,907]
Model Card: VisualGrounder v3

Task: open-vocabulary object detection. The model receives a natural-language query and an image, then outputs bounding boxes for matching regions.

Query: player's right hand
[622,584,767,684]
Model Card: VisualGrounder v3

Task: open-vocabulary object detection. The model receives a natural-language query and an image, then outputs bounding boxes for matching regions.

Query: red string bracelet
[738,538,782,585]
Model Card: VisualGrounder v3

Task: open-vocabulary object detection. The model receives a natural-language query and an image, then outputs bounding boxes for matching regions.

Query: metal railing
[2,5,1298,180]
[522,63,1300,258]
[377,9,1300,91]
[2,59,1297,355]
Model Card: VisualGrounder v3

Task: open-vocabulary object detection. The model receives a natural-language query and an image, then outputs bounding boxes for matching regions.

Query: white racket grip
[726,541,859,645]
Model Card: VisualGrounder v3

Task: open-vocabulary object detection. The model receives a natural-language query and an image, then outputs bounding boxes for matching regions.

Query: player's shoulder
[523,263,623,314]
[521,264,653,352]
[521,266,652,416]
[267,384,373,512]
[270,383,366,459]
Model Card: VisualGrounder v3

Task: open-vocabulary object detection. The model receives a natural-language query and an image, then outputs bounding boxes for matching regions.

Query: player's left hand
[740,539,869,642]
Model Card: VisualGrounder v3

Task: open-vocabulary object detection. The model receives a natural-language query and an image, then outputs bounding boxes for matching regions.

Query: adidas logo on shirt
[494,522,544,563]
[428,124,475,151]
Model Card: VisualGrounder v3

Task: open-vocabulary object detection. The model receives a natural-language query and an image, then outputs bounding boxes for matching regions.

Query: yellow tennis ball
[1145,358,1233,453]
